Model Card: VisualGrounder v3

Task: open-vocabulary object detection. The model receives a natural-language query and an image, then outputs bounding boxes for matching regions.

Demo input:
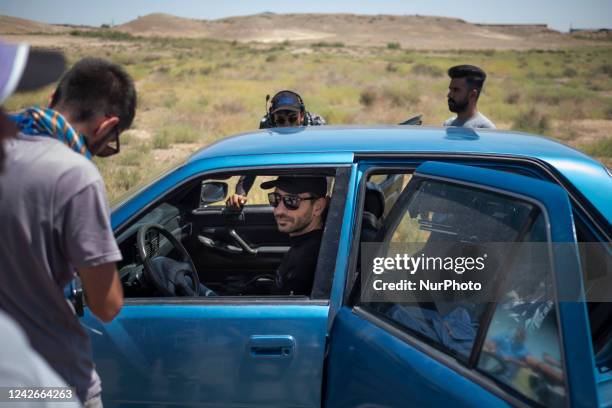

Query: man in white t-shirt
[443,64,495,129]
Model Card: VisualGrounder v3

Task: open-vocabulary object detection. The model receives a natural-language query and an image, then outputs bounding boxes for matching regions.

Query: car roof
[189,125,611,222]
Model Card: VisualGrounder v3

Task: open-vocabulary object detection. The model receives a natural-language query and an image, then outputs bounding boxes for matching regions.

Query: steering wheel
[137,223,200,297]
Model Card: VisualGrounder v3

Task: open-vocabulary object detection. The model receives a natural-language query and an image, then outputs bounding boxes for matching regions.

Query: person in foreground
[0,40,82,407]
[443,64,496,129]
[261,176,328,295]
[0,57,136,407]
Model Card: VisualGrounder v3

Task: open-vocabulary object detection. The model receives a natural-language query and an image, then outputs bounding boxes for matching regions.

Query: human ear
[312,197,326,216]
[95,116,119,138]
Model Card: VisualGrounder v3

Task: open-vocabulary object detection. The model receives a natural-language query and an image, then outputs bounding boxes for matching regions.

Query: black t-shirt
[273,229,323,296]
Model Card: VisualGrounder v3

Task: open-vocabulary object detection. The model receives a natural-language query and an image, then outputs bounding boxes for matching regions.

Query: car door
[324,161,599,408]
[80,163,353,408]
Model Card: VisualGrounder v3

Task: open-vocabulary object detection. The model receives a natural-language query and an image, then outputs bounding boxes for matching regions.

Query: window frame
[112,164,351,305]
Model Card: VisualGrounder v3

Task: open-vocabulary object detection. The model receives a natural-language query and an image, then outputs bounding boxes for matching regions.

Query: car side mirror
[200,181,228,207]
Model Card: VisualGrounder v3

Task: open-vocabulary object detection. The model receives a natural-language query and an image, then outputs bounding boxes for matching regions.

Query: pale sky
[1,0,610,32]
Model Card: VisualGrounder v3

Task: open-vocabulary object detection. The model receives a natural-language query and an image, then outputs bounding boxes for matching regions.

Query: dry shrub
[563,67,578,77]
[411,63,443,77]
[382,86,420,107]
[214,101,245,114]
[505,92,521,105]
[386,63,399,73]
[359,88,378,107]
[513,108,550,134]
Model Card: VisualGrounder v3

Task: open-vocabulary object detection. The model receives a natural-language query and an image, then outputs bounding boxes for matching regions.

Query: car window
[477,214,566,407]
[360,178,566,354]
[205,175,336,206]
[362,179,537,358]
[115,167,346,300]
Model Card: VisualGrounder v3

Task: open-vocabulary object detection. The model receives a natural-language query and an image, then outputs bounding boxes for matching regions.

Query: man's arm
[77,263,123,322]
[56,173,124,322]
[227,175,256,209]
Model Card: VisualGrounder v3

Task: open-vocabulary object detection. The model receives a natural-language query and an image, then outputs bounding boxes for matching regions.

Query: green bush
[69,30,136,41]
[153,132,171,149]
[387,42,401,50]
[311,41,345,48]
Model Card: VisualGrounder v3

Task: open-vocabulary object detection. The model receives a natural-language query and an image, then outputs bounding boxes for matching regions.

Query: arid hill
[1,12,608,49]
[115,12,592,49]
[0,15,69,34]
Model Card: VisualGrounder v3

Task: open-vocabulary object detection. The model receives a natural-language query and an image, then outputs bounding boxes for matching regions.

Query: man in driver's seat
[261,176,328,296]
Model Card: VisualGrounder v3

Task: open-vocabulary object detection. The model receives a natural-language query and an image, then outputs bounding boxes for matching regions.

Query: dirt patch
[152,143,200,163]
[0,34,127,49]
[553,119,612,144]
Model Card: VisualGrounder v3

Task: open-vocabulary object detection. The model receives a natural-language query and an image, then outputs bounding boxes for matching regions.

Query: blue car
[81,126,611,408]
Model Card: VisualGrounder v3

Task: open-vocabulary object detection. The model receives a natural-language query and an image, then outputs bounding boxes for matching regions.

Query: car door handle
[249,335,295,358]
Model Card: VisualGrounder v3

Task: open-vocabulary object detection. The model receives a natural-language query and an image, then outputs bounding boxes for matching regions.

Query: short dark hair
[50,58,136,132]
[448,64,487,98]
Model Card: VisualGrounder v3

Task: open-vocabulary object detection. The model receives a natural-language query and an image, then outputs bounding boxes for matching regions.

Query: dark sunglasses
[274,114,299,125]
[96,126,120,157]
[268,192,319,210]
[86,125,120,158]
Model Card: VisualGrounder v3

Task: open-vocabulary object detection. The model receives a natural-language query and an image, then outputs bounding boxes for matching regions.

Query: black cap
[270,90,304,114]
[261,176,327,197]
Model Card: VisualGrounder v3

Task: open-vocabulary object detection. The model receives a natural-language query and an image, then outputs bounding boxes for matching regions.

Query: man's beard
[275,211,312,235]
[448,97,468,113]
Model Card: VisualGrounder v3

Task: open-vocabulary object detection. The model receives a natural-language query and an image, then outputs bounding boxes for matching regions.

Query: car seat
[361,182,385,242]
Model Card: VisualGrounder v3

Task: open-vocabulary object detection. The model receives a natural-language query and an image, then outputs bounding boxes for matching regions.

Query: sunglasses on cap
[268,192,319,211]
[273,113,300,126]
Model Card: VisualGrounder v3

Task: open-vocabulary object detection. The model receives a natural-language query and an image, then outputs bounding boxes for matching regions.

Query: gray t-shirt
[443,112,496,129]
[0,135,122,403]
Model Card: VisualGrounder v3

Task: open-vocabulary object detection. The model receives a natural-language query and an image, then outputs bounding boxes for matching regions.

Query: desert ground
[2,13,610,202]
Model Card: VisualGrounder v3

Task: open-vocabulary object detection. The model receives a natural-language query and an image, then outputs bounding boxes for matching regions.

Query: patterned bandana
[10,107,91,159]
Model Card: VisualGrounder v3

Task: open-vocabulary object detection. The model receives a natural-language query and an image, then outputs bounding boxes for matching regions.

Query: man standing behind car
[0,57,136,407]
[443,64,496,129]
[226,90,326,208]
